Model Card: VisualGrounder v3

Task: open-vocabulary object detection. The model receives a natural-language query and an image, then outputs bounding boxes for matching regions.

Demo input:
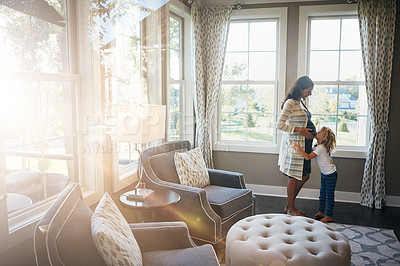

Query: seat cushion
[142,244,219,266]
[91,193,143,266]
[204,185,253,220]
[174,147,210,188]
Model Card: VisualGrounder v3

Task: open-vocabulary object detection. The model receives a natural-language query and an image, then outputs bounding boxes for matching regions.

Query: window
[298,5,368,157]
[93,3,144,192]
[169,14,184,141]
[0,0,80,247]
[168,1,194,143]
[216,8,287,153]
[87,1,169,192]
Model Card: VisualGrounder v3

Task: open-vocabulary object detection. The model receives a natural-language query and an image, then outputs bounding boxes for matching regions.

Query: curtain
[358,0,396,209]
[191,2,232,168]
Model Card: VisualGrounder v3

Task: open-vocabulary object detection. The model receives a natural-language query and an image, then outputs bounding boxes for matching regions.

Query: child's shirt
[313,144,336,175]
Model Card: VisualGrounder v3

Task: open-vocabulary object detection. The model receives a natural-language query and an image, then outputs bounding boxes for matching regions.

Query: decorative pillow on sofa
[91,193,143,266]
[174,147,210,188]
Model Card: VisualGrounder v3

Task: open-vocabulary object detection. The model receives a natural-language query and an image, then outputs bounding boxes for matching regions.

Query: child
[292,126,338,223]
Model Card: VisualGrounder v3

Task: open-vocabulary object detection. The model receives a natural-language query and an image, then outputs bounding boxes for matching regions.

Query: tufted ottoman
[226,214,351,266]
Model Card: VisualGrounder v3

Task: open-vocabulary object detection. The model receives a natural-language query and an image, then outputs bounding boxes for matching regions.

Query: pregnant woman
[277,76,316,216]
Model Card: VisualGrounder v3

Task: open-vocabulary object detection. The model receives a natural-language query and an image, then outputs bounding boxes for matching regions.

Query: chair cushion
[174,147,210,188]
[91,193,143,266]
[149,148,188,183]
[204,185,253,220]
[142,244,219,266]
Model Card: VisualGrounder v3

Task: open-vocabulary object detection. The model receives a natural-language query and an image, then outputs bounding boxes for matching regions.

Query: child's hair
[281,76,314,109]
[320,126,336,154]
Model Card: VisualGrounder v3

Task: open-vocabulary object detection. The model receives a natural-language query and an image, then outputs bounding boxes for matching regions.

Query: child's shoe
[314,212,325,220]
[320,216,333,223]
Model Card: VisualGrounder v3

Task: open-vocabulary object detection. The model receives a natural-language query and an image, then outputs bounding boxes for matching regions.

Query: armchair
[34,183,219,266]
[140,140,256,244]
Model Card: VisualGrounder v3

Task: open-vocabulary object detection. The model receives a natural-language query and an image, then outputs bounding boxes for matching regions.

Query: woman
[277,76,316,216]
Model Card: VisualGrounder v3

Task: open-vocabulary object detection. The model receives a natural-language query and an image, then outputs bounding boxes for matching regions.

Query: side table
[120,189,180,222]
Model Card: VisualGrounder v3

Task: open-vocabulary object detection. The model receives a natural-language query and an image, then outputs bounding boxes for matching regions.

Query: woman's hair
[281,76,314,109]
[320,126,336,154]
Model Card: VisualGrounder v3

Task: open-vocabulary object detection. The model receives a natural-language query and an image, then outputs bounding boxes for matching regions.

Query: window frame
[214,7,288,154]
[298,4,368,159]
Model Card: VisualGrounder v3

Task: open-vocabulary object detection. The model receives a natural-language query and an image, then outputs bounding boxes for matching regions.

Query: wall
[214,0,400,198]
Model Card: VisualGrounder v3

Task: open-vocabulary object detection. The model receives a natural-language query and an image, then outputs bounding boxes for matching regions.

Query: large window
[216,8,287,153]
[299,5,368,156]
[0,0,79,249]
[221,20,278,142]
[168,2,194,143]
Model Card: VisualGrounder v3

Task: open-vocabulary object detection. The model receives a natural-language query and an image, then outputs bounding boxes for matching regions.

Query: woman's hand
[295,127,314,139]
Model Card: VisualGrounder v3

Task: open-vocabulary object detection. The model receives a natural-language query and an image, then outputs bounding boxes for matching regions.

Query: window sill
[214,141,279,154]
[214,141,367,159]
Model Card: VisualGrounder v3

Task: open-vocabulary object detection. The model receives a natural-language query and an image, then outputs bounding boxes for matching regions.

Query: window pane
[338,85,368,116]
[309,85,338,115]
[118,142,139,172]
[248,84,275,113]
[0,80,74,140]
[312,115,337,135]
[2,80,76,207]
[247,113,274,141]
[249,52,275,81]
[226,23,248,51]
[223,52,248,80]
[221,85,247,113]
[249,21,276,51]
[169,83,181,140]
[170,17,180,50]
[337,115,366,146]
[170,49,181,80]
[221,113,246,141]
[340,51,364,81]
[309,51,339,81]
[310,19,340,50]
[0,4,68,73]
[341,19,361,50]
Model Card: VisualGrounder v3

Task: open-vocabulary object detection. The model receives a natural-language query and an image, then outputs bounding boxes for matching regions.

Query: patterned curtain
[191,2,232,168]
[358,0,396,209]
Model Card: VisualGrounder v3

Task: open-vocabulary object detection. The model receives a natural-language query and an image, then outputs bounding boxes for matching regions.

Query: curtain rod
[186,0,242,10]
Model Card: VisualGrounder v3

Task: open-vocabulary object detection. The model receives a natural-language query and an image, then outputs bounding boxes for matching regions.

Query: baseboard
[247,184,400,207]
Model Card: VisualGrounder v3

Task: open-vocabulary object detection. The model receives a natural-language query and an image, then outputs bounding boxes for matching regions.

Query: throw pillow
[91,193,143,266]
[174,147,210,188]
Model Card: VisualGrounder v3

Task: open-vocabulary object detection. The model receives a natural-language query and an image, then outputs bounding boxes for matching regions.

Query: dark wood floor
[255,194,400,241]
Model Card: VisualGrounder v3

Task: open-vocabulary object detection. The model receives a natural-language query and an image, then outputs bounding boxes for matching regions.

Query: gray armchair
[140,140,256,244]
[34,183,219,266]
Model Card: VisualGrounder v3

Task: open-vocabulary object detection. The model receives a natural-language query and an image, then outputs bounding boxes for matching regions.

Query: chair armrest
[129,222,195,252]
[208,169,246,189]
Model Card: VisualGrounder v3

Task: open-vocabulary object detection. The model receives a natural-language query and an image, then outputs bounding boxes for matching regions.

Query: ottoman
[226,214,351,266]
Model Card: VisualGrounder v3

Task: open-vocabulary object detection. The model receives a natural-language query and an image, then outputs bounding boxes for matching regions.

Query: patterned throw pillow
[91,193,143,266]
[174,147,210,188]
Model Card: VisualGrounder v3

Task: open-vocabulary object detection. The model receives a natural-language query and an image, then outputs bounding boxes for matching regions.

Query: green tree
[339,120,349,132]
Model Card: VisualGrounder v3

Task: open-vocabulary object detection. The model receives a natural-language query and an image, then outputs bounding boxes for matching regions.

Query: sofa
[34,183,220,266]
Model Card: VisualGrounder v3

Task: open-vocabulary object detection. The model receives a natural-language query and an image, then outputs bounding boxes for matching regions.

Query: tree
[339,120,349,132]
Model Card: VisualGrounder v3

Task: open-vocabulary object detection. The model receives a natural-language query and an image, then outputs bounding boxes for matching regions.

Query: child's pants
[319,171,338,217]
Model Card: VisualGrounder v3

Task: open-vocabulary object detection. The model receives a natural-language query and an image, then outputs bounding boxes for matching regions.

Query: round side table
[120,189,180,222]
